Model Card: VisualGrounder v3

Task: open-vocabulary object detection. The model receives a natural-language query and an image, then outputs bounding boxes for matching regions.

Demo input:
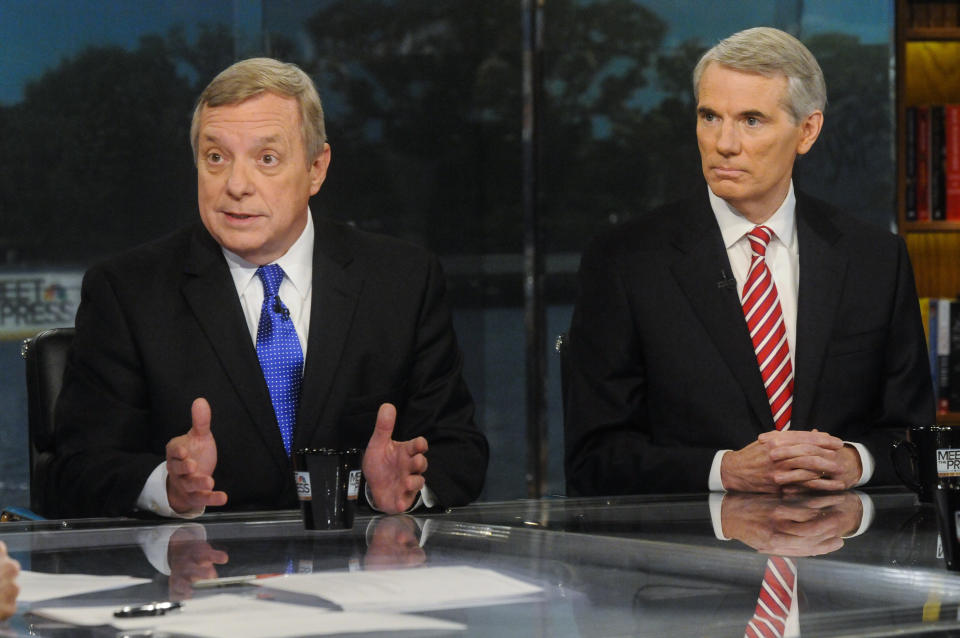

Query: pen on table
[192,573,283,589]
[114,601,182,618]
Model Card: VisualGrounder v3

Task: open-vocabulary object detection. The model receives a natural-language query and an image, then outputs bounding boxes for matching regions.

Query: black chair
[20,327,74,517]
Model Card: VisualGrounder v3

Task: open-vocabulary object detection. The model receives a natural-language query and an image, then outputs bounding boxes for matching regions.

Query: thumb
[368,403,397,448]
[190,397,212,438]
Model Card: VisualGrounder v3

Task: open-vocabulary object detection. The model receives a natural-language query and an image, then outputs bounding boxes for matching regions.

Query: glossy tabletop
[0,488,955,637]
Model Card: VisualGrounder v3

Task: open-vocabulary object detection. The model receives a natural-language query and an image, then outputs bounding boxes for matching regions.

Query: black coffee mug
[892,425,960,503]
[292,448,363,530]
[934,482,960,571]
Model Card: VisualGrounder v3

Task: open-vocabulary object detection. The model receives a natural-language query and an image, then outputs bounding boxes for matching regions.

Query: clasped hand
[166,399,427,516]
[720,429,862,494]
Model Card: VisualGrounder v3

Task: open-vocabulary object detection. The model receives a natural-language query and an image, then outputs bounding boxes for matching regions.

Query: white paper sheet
[260,565,543,612]
[30,593,465,637]
[17,570,152,603]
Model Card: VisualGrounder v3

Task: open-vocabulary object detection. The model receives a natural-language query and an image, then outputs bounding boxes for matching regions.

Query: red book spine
[917,106,931,221]
[947,104,960,221]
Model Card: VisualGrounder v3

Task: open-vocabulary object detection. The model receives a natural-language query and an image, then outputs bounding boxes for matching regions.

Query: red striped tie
[741,226,793,430]
[745,556,797,638]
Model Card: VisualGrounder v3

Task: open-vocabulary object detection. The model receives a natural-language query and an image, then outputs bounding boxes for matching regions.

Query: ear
[796,110,823,156]
[308,143,331,195]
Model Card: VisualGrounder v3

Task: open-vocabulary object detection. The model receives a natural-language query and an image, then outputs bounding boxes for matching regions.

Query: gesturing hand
[0,541,19,621]
[362,404,429,514]
[166,398,228,514]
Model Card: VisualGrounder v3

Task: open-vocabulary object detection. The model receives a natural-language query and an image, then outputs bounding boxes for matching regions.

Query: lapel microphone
[716,269,737,291]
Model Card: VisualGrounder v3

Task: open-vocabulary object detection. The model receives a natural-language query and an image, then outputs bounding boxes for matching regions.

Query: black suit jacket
[564,190,935,495]
[49,215,488,517]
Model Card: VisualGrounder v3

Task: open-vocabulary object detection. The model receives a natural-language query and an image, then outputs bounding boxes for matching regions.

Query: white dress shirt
[704,183,874,490]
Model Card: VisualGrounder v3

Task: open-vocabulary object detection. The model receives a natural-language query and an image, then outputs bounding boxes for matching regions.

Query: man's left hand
[362,403,429,515]
[759,429,862,491]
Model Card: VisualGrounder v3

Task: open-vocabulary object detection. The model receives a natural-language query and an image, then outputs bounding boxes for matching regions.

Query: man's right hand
[166,398,228,514]
[721,430,848,493]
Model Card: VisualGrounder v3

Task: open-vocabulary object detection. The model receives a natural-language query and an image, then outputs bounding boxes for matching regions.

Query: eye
[207,152,223,164]
[702,112,715,122]
[261,153,278,165]
[745,116,760,127]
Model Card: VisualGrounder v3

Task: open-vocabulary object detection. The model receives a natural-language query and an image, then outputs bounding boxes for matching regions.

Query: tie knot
[256,264,285,297]
[747,225,773,257]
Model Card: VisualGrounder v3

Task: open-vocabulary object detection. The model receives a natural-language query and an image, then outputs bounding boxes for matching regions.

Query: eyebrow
[696,106,769,120]
[199,133,286,149]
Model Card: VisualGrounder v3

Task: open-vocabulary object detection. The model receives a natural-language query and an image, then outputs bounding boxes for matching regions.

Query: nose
[715,120,740,156]
[225,161,255,199]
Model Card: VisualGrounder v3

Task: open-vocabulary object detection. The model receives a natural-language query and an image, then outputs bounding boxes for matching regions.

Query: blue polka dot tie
[255,264,303,456]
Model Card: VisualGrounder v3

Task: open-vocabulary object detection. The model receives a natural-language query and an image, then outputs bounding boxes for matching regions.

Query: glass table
[0,488,955,637]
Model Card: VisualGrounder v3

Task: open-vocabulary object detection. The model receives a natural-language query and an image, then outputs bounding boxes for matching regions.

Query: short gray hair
[190,57,326,161]
[692,27,826,123]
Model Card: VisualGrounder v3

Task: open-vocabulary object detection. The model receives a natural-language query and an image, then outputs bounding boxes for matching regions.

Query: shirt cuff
[364,483,435,513]
[845,441,874,487]
[709,450,731,492]
[136,462,205,519]
[845,491,875,538]
[708,492,729,540]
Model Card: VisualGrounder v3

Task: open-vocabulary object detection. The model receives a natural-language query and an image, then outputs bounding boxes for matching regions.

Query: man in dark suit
[564,27,934,496]
[49,57,488,518]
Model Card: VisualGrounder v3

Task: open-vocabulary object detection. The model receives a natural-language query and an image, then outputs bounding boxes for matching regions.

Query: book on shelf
[906,106,918,221]
[939,297,951,414]
[951,299,960,413]
[904,103,960,222]
[948,104,960,220]
[920,296,960,415]
[932,105,946,220]
[917,105,931,221]
[909,0,960,28]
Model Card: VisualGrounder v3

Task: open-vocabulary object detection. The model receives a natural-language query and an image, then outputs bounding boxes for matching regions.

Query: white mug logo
[347,470,362,500]
[937,448,960,477]
[295,471,312,500]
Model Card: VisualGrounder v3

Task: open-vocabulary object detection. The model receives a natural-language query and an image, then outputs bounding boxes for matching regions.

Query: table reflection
[718,491,865,556]
[4,490,960,637]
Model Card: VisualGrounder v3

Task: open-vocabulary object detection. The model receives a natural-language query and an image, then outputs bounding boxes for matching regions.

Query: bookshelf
[896,1,960,423]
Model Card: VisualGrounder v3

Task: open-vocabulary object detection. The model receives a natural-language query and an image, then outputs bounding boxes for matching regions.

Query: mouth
[711,166,744,178]
[221,211,261,221]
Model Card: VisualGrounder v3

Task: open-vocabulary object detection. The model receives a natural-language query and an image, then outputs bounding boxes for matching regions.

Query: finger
[405,474,426,494]
[166,442,189,462]
[759,430,843,449]
[774,467,839,486]
[769,443,845,464]
[190,397,212,438]
[167,457,199,478]
[367,403,398,450]
[404,436,428,455]
[771,452,841,475]
[175,473,216,493]
[410,453,428,475]
[180,489,228,510]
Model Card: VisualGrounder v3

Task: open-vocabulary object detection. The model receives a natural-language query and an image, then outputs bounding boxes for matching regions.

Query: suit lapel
[668,195,775,430]
[295,217,363,447]
[181,226,290,472]
[792,194,847,429]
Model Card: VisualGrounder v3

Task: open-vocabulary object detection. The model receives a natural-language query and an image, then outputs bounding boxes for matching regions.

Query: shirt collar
[709,182,796,250]
[222,209,315,300]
